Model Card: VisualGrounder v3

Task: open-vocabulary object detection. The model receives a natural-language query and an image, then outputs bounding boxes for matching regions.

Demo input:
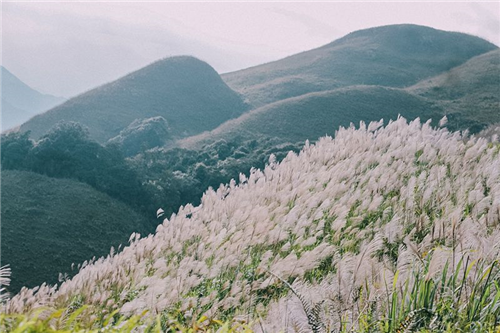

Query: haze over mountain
[222,24,497,107]
[20,57,249,143]
[1,67,65,131]
[18,25,498,149]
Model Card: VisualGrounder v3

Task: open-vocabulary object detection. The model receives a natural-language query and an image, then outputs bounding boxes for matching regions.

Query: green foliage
[0,307,251,333]
[107,116,172,157]
[132,136,302,213]
[1,122,154,215]
[276,254,500,333]
[372,256,500,333]
[0,132,33,170]
[1,170,150,293]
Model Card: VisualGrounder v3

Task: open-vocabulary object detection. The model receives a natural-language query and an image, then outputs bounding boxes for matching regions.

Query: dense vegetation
[1,123,302,292]
[1,124,158,292]
[3,119,499,332]
[132,136,302,213]
[1,123,152,215]
[107,116,172,157]
[20,56,249,142]
[2,256,498,332]
[2,122,300,219]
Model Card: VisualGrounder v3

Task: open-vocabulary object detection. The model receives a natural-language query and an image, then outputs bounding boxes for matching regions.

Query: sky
[2,1,500,98]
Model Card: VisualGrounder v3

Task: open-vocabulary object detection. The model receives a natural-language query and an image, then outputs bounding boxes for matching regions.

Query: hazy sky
[2,1,499,97]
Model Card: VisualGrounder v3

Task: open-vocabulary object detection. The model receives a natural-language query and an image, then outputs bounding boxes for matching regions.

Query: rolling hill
[222,24,497,107]
[183,38,499,149]
[5,119,500,330]
[19,56,249,143]
[407,49,500,132]
[1,170,151,293]
[1,67,65,131]
[180,86,443,148]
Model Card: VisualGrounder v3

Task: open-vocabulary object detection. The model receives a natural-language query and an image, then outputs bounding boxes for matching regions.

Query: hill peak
[132,55,216,74]
[1,66,65,131]
[223,24,497,106]
[20,55,248,142]
[331,24,498,48]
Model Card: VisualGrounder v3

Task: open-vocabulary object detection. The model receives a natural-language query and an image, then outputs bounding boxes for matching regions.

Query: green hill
[20,56,249,143]
[1,67,65,131]
[184,40,499,148]
[180,86,442,147]
[222,24,497,107]
[408,49,500,132]
[1,170,150,293]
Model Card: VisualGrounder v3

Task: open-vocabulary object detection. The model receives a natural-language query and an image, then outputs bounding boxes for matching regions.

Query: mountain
[1,100,29,131]
[222,24,497,107]
[407,49,500,132]
[180,86,443,147]
[1,67,65,131]
[1,170,151,293]
[19,56,249,143]
[183,30,498,148]
[6,119,499,330]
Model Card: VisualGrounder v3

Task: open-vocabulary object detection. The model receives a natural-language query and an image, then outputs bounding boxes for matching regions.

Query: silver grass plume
[0,265,11,303]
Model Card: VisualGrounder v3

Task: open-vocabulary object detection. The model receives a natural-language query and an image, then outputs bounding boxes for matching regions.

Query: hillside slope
[180,86,442,147]
[1,170,150,293]
[1,67,65,131]
[222,24,497,107]
[20,56,249,143]
[182,48,499,149]
[7,118,499,330]
[408,49,500,132]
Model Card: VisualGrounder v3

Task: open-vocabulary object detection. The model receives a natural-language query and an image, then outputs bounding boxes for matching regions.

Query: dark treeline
[1,121,302,225]
[2,123,153,221]
[132,137,302,217]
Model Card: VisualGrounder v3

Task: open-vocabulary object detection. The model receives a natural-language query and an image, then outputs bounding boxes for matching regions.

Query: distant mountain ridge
[222,24,497,107]
[1,67,65,131]
[180,25,498,147]
[16,25,497,148]
[20,56,249,143]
